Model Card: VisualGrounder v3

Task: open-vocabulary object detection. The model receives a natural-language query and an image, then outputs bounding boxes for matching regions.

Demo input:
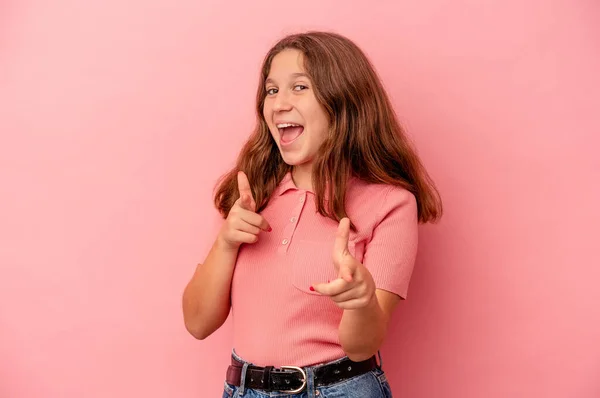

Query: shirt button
[299,196,305,203]
[290,217,296,223]
[282,239,289,245]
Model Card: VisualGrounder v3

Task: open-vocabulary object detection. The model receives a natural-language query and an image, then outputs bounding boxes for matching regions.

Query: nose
[273,90,293,112]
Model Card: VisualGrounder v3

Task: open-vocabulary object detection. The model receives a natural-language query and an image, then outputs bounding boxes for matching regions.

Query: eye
[293,85,308,91]
[266,88,278,95]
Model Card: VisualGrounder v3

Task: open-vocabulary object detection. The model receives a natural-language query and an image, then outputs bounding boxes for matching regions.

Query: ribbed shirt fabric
[228,172,419,367]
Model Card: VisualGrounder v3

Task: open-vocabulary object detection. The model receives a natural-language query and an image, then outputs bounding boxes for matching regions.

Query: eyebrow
[265,73,310,85]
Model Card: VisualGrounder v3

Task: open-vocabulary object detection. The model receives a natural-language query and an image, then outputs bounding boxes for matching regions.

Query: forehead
[266,49,306,81]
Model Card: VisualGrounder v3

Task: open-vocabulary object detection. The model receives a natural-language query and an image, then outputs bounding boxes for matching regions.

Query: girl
[182,31,442,398]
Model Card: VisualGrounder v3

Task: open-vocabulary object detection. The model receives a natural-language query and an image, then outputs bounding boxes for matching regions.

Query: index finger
[237,171,256,210]
[333,218,351,258]
[237,171,253,196]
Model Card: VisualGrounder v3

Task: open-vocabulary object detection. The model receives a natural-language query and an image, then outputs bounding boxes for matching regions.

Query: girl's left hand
[311,218,377,310]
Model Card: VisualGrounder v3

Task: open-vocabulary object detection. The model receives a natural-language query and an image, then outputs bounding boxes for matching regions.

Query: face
[263,49,330,171]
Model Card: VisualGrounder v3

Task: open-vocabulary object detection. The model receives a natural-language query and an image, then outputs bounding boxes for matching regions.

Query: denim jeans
[222,350,393,398]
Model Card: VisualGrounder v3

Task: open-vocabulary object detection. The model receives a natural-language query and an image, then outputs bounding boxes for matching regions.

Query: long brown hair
[214,31,442,225]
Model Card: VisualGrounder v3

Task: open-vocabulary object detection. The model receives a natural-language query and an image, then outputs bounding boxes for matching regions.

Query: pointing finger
[237,171,256,211]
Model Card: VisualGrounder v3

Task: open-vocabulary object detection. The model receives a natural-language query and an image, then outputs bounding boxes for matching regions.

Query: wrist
[343,288,380,316]
[365,290,379,310]
[360,289,380,314]
[214,234,239,254]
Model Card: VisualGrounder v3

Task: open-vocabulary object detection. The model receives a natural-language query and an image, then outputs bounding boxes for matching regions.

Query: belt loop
[306,366,316,398]
[377,350,384,370]
[238,362,250,396]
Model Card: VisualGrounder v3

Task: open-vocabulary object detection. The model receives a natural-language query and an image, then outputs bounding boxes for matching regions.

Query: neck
[291,164,313,192]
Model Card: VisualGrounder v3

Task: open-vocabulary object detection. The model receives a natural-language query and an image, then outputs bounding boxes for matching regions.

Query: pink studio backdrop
[1,1,599,397]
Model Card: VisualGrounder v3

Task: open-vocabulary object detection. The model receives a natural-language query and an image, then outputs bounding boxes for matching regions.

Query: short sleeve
[362,186,419,299]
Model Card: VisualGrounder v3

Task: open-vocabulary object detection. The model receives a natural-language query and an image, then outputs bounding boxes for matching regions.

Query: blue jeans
[222,351,393,398]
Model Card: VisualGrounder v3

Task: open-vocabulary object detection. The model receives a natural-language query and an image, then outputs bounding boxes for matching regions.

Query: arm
[338,289,400,361]
[182,237,239,340]
[313,188,418,361]
[312,219,401,361]
[182,171,270,340]
[312,242,401,361]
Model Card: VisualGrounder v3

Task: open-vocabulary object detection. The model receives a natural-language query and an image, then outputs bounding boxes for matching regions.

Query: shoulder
[347,178,417,221]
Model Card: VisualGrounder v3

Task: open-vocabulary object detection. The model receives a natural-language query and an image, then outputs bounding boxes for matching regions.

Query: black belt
[225,355,379,393]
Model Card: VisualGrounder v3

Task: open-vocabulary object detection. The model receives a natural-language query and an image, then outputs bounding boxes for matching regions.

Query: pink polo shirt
[228,172,418,367]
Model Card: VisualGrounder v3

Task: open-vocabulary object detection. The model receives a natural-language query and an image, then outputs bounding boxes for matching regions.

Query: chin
[280,156,302,166]
[283,160,315,173]
[276,142,316,166]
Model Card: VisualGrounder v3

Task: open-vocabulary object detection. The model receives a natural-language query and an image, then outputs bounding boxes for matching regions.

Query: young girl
[182,31,442,398]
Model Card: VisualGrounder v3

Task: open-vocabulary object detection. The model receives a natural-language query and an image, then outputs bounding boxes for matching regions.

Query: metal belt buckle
[280,366,307,393]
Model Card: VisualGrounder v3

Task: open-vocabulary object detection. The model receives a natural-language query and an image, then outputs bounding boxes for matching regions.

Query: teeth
[276,123,301,129]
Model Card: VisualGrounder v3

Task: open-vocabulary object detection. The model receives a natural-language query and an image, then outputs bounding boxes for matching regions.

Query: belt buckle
[280,366,307,393]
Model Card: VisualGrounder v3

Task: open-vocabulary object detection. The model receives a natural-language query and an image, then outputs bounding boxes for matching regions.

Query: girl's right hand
[217,171,271,251]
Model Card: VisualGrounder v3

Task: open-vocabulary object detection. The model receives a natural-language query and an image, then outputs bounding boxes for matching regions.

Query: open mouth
[277,123,304,145]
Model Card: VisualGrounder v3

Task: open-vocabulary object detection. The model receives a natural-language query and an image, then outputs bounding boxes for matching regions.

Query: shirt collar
[275,171,303,196]
[274,171,359,197]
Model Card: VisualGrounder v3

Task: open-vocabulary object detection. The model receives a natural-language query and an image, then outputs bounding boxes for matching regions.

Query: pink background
[1,1,599,397]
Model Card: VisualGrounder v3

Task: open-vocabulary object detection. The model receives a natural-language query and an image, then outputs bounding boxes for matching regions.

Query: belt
[225,355,379,393]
